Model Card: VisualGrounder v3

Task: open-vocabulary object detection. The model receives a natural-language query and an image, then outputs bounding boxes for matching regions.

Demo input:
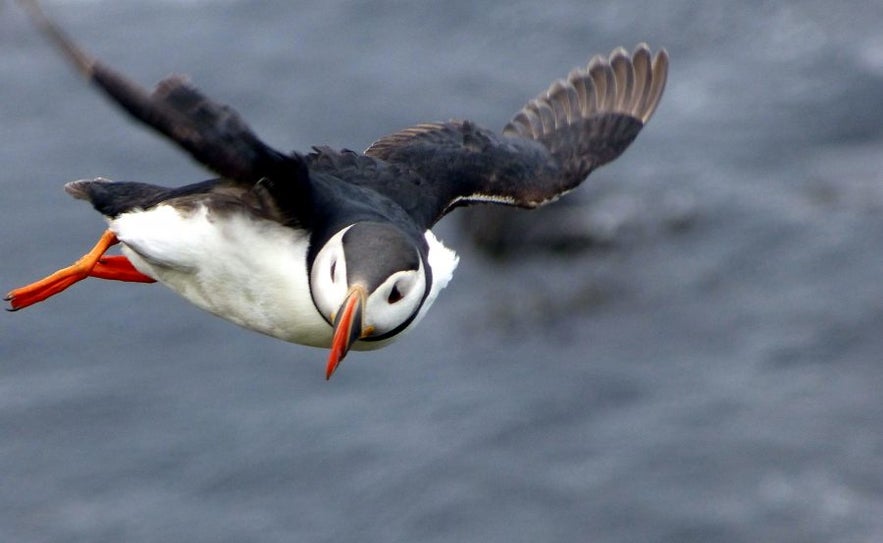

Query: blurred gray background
[2,1,883,542]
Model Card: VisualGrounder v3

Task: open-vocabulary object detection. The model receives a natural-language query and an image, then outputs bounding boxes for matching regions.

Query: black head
[309,221,430,378]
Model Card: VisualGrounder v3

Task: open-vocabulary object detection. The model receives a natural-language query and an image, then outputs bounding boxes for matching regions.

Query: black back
[23,1,668,252]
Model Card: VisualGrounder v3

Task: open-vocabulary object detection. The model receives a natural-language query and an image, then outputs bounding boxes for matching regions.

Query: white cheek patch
[364,260,426,335]
[388,270,418,299]
[309,226,353,321]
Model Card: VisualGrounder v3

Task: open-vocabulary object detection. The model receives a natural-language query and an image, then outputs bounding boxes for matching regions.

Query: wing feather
[364,44,668,228]
[20,0,312,225]
[23,0,666,234]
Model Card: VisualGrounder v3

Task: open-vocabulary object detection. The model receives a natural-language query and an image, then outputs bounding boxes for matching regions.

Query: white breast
[111,204,332,347]
[109,204,459,351]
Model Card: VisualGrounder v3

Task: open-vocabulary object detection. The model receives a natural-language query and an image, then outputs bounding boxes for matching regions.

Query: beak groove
[326,286,366,380]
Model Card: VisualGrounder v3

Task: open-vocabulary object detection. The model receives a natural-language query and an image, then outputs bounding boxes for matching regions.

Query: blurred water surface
[2,1,883,542]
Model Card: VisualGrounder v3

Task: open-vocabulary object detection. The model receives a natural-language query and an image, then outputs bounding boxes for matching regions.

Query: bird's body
[102,185,457,349]
[114,198,329,346]
[8,0,668,377]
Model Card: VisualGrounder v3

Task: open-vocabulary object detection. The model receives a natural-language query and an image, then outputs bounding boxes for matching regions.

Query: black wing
[363,44,668,230]
[20,0,312,225]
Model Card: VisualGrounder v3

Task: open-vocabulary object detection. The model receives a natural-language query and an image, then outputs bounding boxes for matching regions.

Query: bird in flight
[7,0,668,379]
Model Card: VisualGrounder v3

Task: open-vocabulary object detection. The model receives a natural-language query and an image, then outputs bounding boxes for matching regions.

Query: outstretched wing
[20,0,312,224]
[364,44,668,229]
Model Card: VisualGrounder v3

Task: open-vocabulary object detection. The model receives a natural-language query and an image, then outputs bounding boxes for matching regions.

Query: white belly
[110,204,334,347]
[108,204,459,351]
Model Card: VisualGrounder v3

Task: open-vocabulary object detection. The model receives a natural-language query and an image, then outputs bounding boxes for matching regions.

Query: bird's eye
[388,284,403,304]
[330,260,337,280]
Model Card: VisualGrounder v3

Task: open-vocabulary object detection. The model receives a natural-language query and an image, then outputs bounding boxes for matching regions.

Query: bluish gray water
[2,1,883,542]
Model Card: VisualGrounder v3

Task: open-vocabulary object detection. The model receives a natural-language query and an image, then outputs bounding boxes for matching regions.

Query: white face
[310,225,428,339]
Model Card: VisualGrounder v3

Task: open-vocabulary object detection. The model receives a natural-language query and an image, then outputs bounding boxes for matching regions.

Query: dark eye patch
[388,284,403,304]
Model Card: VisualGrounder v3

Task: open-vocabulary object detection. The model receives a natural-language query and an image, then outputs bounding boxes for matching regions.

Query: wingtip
[609,46,631,63]
[17,0,97,77]
[642,47,669,123]
[506,43,669,138]
[499,43,669,186]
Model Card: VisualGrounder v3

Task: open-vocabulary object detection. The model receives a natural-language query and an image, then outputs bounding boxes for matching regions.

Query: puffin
[7,0,668,379]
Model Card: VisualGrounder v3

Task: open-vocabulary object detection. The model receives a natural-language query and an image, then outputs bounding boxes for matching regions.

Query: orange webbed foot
[6,269,89,311]
[5,230,153,311]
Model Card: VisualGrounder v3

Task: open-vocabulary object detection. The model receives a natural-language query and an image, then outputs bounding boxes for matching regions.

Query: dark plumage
[25,0,666,236]
[8,0,668,377]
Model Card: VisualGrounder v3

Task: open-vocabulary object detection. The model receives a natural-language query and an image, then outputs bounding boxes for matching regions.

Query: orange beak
[326,286,366,380]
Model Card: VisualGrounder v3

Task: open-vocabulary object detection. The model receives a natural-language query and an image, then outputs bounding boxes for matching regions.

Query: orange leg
[91,256,157,283]
[5,229,156,311]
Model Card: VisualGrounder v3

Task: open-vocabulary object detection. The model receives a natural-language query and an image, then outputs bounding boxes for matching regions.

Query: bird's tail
[502,44,668,185]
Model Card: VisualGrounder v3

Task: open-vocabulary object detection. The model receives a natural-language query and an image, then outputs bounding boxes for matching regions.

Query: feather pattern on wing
[363,44,668,229]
